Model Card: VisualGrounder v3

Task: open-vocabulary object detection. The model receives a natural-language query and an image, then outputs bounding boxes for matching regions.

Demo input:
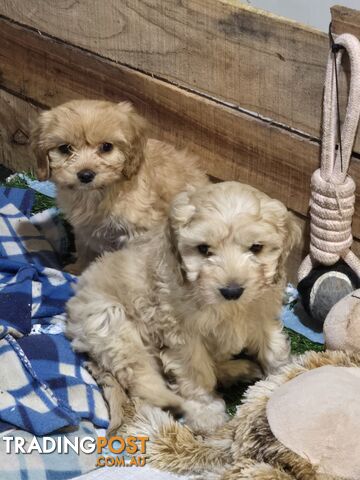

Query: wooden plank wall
[332,5,360,37]
[0,2,360,280]
[0,90,40,172]
[1,0,359,152]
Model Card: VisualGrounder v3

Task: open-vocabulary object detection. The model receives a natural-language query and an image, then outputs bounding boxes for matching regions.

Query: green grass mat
[1,173,56,213]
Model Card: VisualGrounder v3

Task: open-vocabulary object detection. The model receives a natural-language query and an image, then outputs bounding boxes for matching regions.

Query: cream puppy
[32,99,207,273]
[66,182,300,432]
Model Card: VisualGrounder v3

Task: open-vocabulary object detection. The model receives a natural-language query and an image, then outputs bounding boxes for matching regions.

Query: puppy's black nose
[77,169,96,184]
[219,284,244,301]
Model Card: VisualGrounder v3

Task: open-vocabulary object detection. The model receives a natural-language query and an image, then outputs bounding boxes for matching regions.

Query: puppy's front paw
[183,398,228,434]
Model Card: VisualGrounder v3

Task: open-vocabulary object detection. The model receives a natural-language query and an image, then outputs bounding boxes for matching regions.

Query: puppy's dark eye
[58,144,72,155]
[197,244,212,256]
[99,142,113,153]
[249,244,263,254]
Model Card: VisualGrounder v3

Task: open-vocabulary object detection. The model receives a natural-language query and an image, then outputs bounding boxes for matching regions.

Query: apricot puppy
[32,99,207,273]
[66,182,300,433]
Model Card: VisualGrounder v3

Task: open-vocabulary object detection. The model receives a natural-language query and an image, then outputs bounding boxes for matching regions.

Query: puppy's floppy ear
[262,199,301,282]
[169,188,196,232]
[284,211,301,257]
[276,210,301,283]
[31,111,51,181]
[168,189,196,283]
[262,199,301,257]
[118,102,148,179]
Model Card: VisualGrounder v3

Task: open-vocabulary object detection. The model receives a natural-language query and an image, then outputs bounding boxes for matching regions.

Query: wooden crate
[0,2,360,281]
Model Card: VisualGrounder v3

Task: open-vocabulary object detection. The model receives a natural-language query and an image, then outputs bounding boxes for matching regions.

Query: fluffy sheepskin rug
[123,350,360,479]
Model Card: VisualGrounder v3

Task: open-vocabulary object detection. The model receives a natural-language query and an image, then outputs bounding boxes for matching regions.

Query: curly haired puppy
[32,99,207,273]
[66,182,300,433]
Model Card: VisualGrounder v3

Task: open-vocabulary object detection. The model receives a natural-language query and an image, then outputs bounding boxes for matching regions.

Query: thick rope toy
[298,33,360,282]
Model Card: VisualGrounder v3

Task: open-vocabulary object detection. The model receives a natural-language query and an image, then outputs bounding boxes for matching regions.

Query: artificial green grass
[287,328,324,354]
[1,172,56,213]
[222,383,252,416]
[1,170,324,413]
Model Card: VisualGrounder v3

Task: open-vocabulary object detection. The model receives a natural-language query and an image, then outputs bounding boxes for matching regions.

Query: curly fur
[66,181,300,434]
[32,99,207,273]
[127,350,359,479]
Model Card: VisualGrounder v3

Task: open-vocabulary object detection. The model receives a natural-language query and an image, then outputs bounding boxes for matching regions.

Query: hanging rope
[298,33,360,282]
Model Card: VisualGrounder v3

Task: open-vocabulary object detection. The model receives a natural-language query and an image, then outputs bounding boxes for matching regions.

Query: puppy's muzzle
[219,284,244,301]
[77,169,96,184]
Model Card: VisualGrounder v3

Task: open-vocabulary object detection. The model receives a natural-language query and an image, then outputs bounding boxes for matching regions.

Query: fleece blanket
[0,186,109,435]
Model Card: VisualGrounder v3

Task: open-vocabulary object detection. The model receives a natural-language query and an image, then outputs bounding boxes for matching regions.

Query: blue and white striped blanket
[0,186,109,435]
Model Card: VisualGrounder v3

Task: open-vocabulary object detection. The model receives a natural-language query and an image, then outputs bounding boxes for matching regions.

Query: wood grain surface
[0,89,39,172]
[332,5,360,38]
[2,0,360,153]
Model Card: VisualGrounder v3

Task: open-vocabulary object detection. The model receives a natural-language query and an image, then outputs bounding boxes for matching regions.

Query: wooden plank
[1,17,360,238]
[0,91,317,284]
[3,0,360,154]
[332,5,360,38]
[286,212,309,284]
[0,89,39,172]
[0,88,309,284]
[0,92,354,283]
[0,97,356,290]
[0,92,326,284]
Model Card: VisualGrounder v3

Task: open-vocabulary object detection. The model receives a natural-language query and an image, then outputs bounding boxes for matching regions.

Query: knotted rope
[298,33,360,282]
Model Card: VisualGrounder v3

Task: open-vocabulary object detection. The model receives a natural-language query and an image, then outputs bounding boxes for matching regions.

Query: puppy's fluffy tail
[125,404,233,475]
